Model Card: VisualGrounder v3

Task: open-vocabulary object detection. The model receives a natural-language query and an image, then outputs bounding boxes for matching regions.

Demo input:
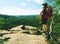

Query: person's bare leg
[43,24,50,40]
[43,24,48,32]
[42,24,49,36]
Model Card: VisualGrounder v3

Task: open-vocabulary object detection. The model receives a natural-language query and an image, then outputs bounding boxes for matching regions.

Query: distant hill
[0,14,41,30]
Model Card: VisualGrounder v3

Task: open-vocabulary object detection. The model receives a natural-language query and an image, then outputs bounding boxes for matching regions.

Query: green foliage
[0,14,41,30]
[49,39,56,44]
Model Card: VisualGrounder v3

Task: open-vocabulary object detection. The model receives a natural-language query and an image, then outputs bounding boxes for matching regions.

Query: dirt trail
[1,25,50,44]
[3,32,49,44]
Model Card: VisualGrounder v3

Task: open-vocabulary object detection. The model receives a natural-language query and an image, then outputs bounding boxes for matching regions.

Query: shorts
[42,17,47,24]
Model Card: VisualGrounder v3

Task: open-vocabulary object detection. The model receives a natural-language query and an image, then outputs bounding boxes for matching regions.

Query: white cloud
[34,0,44,4]
[0,6,42,16]
[20,3,27,6]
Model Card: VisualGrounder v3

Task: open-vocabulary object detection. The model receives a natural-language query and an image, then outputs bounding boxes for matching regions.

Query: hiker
[40,3,52,39]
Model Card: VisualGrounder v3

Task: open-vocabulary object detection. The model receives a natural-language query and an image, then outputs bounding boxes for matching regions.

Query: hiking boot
[46,34,51,40]
[44,31,51,40]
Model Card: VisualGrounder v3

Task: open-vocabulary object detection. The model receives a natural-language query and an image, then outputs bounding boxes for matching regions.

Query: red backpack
[45,7,52,19]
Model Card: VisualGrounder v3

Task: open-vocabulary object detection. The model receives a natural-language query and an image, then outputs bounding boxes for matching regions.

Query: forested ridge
[0,14,41,30]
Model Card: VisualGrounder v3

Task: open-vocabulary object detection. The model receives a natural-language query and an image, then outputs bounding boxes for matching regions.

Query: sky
[0,0,45,16]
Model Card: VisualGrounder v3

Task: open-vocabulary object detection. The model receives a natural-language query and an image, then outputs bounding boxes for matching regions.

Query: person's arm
[40,11,43,19]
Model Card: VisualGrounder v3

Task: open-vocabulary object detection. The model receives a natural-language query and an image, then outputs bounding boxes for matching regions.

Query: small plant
[16,39,19,41]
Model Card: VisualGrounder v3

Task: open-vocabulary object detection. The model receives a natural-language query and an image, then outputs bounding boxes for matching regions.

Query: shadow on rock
[0,37,10,44]
[22,30,42,35]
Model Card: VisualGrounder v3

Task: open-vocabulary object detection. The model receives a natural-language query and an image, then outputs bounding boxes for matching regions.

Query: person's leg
[42,18,48,33]
[43,24,49,35]
[43,24,50,40]
[42,17,49,35]
[42,17,51,39]
[43,24,48,32]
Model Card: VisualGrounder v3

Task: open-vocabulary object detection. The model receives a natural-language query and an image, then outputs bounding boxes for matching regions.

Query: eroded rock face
[10,25,37,34]
[3,32,48,44]
[0,25,49,44]
[25,26,37,30]
[20,25,38,34]
[0,25,41,35]
[10,25,23,31]
[0,30,10,34]
[10,25,37,31]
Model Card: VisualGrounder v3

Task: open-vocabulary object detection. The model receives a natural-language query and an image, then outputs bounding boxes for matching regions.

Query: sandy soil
[0,25,50,44]
[3,32,49,44]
